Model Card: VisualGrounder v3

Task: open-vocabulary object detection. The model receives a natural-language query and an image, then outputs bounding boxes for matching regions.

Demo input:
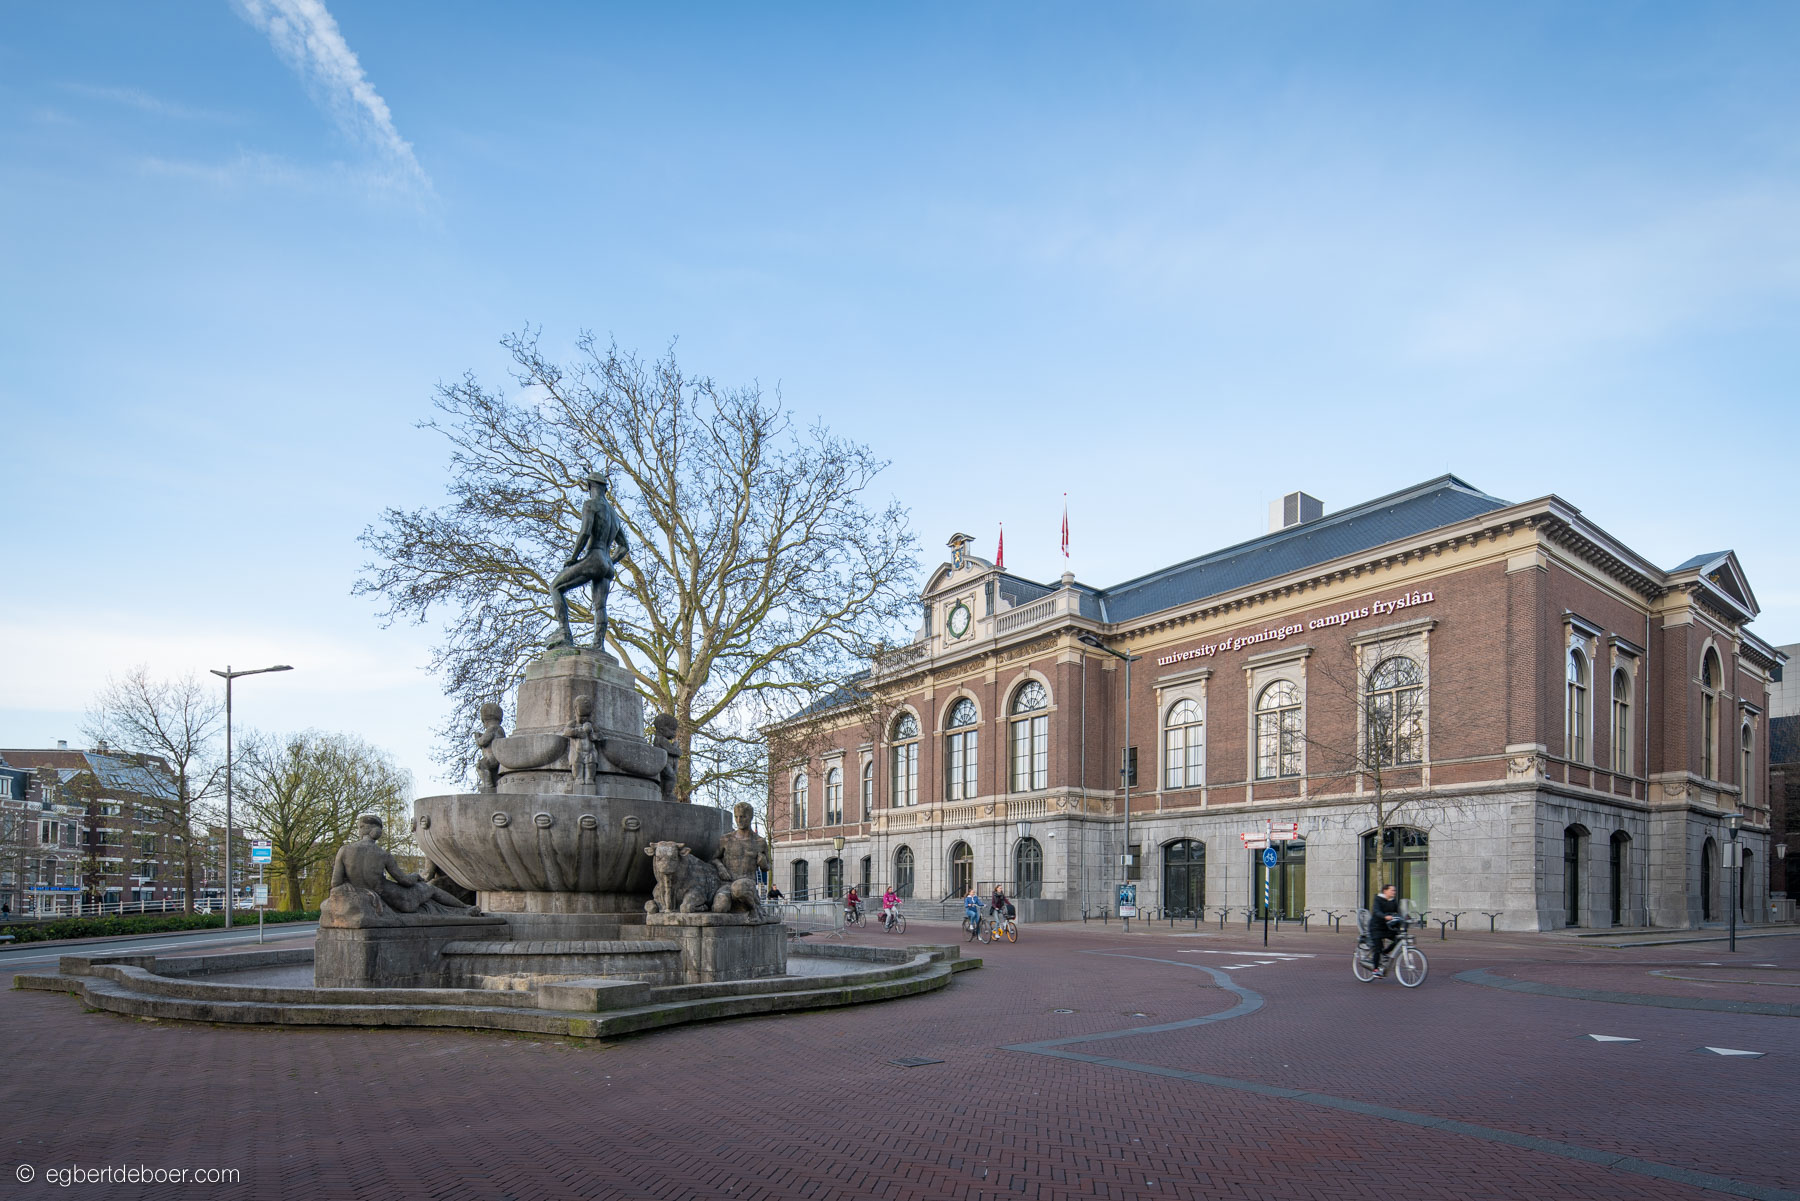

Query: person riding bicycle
[963,888,982,930]
[843,886,861,918]
[990,885,1015,922]
[881,886,902,930]
[766,885,784,905]
[1364,883,1402,976]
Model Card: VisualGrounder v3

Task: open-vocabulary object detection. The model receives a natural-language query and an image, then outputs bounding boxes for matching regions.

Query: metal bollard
[1482,911,1504,933]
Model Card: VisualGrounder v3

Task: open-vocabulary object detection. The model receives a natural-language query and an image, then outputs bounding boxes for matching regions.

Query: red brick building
[766,476,1782,931]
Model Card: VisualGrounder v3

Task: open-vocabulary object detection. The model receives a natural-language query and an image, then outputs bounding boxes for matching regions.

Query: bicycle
[1353,911,1428,987]
[880,905,907,935]
[980,906,1017,944]
[844,902,865,928]
[963,910,983,941]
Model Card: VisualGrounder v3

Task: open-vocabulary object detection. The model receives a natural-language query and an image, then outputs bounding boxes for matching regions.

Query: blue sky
[3,2,1797,796]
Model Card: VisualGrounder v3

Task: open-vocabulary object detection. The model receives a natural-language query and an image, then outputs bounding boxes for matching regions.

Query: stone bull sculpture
[644,840,766,915]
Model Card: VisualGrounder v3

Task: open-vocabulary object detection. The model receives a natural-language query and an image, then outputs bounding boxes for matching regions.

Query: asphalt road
[0,921,317,969]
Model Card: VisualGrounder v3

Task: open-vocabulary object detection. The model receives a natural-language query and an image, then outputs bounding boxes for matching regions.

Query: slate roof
[0,748,178,802]
[1086,474,1512,623]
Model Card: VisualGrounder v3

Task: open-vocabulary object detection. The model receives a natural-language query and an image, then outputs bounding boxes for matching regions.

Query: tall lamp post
[1077,632,1137,929]
[1726,813,1740,953]
[210,664,293,925]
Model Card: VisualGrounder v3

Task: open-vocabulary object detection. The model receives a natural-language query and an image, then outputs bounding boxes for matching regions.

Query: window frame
[1611,666,1632,775]
[791,770,809,829]
[1364,656,1424,768]
[1566,646,1589,764]
[824,765,843,826]
[1254,680,1304,780]
[890,711,920,807]
[944,697,980,801]
[1700,648,1721,779]
[1162,698,1204,790]
[1008,679,1051,792]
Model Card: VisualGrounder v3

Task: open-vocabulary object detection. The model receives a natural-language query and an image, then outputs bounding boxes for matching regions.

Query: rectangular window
[0,778,11,798]
[891,743,918,807]
[1127,843,1142,881]
[1613,690,1631,774]
[1011,717,1047,791]
[945,731,979,801]
[40,821,56,845]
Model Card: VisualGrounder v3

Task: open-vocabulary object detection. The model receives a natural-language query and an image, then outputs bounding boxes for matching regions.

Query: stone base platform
[441,938,683,988]
[315,915,510,989]
[637,911,786,983]
[13,942,979,1040]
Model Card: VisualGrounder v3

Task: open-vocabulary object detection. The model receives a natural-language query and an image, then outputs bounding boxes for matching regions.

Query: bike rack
[1432,911,1465,940]
[1481,910,1505,933]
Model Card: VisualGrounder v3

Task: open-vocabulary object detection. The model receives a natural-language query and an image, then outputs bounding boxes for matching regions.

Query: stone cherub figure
[565,694,601,793]
[474,702,505,794]
[329,814,480,918]
[651,713,682,803]
[711,800,771,914]
[548,471,630,649]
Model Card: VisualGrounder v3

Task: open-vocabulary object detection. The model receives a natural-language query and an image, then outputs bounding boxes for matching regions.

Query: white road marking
[1701,1047,1765,1058]
[1587,1035,1639,1043]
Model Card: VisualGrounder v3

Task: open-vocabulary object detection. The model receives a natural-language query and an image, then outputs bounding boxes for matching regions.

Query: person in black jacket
[1365,884,1402,976]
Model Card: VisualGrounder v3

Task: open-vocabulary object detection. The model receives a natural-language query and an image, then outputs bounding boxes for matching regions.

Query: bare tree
[357,332,919,799]
[1298,625,1467,910]
[85,669,222,914]
[239,731,412,909]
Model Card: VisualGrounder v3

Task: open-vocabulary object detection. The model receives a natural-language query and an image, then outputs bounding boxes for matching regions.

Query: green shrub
[0,910,321,944]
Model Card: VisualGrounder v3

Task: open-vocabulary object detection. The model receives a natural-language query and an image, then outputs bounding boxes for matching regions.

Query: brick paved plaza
[5,921,1795,1201]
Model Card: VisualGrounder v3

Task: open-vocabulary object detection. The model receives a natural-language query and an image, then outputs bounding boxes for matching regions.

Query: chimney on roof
[57,740,68,751]
[1268,491,1324,534]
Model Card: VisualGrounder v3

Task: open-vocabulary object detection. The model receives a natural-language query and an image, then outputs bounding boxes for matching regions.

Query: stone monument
[316,470,785,990]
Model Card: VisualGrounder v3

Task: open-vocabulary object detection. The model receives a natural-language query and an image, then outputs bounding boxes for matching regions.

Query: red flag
[1061,495,1070,560]
[996,523,1005,569]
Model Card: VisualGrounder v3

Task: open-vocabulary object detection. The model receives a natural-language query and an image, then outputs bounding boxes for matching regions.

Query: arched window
[949,840,974,898]
[1700,837,1716,921]
[1254,681,1303,779]
[1009,681,1050,792]
[1362,827,1428,909]
[1700,649,1720,778]
[791,771,809,829]
[1563,824,1590,927]
[890,713,920,807]
[860,761,873,823]
[1161,839,1204,918]
[1612,668,1632,774]
[824,766,843,825]
[1566,649,1588,763]
[1366,657,1424,766]
[791,859,809,900]
[1741,721,1754,810]
[1163,699,1203,790]
[1610,831,1630,926]
[893,845,914,898]
[944,698,980,801]
[1014,837,1043,899]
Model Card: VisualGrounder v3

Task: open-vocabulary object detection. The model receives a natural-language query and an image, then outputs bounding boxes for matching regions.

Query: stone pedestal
[494,649,666,796]
[314,915,508,989]
[639,912,787,984]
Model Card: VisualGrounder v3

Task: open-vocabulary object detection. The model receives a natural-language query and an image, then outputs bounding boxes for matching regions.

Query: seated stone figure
[327,814,481,923]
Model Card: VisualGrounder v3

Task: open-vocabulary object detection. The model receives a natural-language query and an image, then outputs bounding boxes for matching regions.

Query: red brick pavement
[3,921,1794,1201]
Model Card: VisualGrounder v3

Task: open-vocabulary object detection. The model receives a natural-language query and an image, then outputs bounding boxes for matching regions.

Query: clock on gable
[946,600,972,640]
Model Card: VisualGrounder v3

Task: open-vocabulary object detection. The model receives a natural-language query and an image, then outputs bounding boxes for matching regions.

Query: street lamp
[210,664,293,925]
[1076,632,1137,928]
[1726,813,1741,953]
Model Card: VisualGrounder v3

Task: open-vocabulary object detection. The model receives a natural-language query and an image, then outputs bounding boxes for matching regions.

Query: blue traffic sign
[1261,847,1279,867]
[251,844,273,864]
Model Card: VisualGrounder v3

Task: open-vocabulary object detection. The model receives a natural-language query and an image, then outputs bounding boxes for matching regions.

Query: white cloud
[61,82,238,122]
[232,0,431,193]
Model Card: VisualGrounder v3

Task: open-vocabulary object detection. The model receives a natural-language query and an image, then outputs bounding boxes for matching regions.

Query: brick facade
[766,477,1783,931]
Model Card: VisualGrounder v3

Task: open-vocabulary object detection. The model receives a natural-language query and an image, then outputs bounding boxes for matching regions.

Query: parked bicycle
[1353,909,1428,987]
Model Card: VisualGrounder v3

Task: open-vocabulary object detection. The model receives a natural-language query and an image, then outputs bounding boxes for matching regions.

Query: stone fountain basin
[413,793,723,897]
[493,733,569,770]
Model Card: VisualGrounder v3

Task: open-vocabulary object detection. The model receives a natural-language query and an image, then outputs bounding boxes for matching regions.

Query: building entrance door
[1161,840,1205,918]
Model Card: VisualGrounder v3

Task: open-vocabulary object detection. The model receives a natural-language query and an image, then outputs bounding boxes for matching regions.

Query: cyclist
[843,885,861,920]
[881,885,902,931]
[963,888,982,934]
[990,884,1014,923]
[766,884,784,905]
[1364,883,1402,977]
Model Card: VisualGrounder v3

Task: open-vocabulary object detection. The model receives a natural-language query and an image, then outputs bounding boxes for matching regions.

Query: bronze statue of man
[549,472,630,649]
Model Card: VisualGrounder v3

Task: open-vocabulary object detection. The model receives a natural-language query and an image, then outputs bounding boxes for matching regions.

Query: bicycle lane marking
[1002,952,1799,1201]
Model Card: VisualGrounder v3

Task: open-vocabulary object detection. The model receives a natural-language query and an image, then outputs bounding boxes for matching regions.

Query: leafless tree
[237,731,410,910]
[84,668,222,913]
[1298,627,1469,910]
[357,332,919,801]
